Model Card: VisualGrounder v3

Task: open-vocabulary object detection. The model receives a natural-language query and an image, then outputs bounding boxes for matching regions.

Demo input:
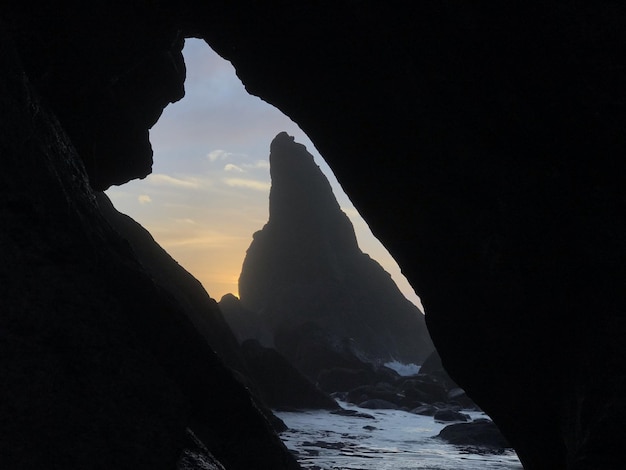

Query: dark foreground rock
[341,368,471,414]
[97,193,247,374]
[97,193,299,430]
[437,420,513,452]
[177,429,225,470]
[358,399,399,410]
[330,409,375,420]
[410,405,438,416]
[5,3,626,469]
[434,409,471,423]
[0,29,298,470]
[195,6,626,469]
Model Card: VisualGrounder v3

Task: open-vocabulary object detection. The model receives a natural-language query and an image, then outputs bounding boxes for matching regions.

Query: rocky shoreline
[276,404,519,470]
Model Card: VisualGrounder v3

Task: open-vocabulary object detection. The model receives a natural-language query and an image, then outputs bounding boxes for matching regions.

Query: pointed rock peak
[269,131,318,179]
[268,132,342,225]
[269,131,312,160]
[238,134,434,369]
[220,293,239,304]
[270,131,296,150]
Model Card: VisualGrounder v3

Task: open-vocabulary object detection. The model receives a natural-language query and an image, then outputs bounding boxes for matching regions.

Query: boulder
[346,385,403,408]
[437,420,512,451]
[330,409,375,420]
[358,399,399,410]
[447,387,477,410]
[410,405,438,417]
[399,376,448,405]
[434,410,471,423]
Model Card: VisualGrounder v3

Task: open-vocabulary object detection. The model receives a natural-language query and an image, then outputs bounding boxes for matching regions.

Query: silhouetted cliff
[98,192,338,413]
[96,192,247,373]
[238,133,434,374]
[0,26,298,470]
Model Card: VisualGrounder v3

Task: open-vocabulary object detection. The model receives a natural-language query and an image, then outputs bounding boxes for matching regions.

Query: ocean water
[383,360,422,376]
[276,402,523,470]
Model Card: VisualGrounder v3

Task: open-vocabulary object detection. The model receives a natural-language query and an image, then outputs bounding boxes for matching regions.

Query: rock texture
[4,2,626,470]
[438,420,512,452]
[192,6,626,469]
[238,132,434,372]
[0,22,297,470]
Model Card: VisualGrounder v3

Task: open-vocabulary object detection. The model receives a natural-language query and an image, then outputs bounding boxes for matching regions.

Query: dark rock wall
[96,192,247,373]
[0,29,184,469]
[6,1,186,190]
[190,3,626,469]
[0,23,298,470]
[98,193,335,414]
[3,2,626,470]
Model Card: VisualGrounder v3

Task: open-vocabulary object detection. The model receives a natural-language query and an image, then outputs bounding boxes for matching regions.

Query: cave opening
[6,4,624,469]
[105,38,423,311]
[104,38,521,469]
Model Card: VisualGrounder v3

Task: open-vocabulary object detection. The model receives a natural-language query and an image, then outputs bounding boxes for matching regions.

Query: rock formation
[0,21,297,470]
[437,420,512,451]
[3,2,626,469]
[238,132,434,374]
[219,294,274,348]
[239,339,339,411]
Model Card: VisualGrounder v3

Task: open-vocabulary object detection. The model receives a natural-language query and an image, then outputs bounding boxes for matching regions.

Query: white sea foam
[276,402,523,470]
[384,360,421,376]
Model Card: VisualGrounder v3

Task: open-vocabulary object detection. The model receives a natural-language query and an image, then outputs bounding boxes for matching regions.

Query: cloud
[223,178,271,192]
[207,149,251,163]
[138,194,152,204]
[147,173,200,189]
[157,233,248,249]
[224,163,244,172]
[174,218,197,225]
[243,160,270,170]
[207,149,231,162]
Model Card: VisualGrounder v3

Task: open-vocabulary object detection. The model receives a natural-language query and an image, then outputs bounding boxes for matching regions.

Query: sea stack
[238,132,434,374]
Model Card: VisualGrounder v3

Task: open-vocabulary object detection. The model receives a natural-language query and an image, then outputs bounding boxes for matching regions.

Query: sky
[106,38,423,311]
